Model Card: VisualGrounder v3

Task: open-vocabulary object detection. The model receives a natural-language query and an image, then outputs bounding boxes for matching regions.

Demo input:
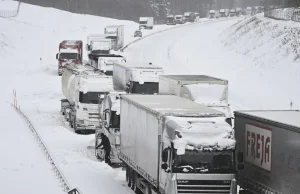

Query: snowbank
[165,116,235,155]
[0,103,64,194]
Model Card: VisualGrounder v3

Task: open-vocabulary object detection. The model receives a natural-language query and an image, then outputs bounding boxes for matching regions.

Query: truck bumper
[58,66,64,75]
[76,122,100,132]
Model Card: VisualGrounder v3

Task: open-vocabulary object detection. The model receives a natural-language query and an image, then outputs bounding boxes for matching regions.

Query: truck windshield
[139,21,147,24]
[91,50,110,55]
[110,111,120,129]
[59,53,78,60]
[131,82,158,94]
[172,150,234,174]
[79,92,106,104]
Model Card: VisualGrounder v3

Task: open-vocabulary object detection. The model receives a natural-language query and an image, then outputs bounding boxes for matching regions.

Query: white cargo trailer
[120,94,237,194]
[159,75,233,125]
[234,110,300,194]
[104,25,124,51]
[139,17,154,29]
[60,64,114,133]
[113,61,164,94]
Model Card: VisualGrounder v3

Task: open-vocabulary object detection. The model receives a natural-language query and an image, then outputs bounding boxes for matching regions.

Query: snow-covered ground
[2,0,298,193]
[0,102,64,194]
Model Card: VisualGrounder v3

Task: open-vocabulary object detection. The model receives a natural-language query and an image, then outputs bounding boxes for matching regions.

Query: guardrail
[121,16,240,52]
[10,103,82,194]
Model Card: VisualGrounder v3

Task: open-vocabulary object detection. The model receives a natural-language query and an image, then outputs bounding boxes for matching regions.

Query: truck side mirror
[238,163,244,170]
[161,163,168,170]
[56,53,58,59]
[237,152,244,163]
[162,148,169,162]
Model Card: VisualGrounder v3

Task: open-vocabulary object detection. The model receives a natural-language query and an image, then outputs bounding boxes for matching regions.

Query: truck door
[159,143,172,190]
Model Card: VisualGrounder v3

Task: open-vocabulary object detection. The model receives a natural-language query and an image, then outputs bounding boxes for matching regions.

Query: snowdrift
[222,13,300,64]
[220,14,300,109]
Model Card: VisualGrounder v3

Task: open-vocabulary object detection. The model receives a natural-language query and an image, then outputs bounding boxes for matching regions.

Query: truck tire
[126,165,130,187]
[127,166,132,188]
[144,185,152,194]
[132,171,142,194]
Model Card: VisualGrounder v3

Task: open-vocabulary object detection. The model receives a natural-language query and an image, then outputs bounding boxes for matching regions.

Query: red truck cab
[56,40,83,76]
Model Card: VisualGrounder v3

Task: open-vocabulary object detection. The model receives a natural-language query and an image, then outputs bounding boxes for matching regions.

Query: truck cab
[166,15,175,25]
[95,91,126,164]
[60,64,114,134]
[160,117,237,194]
[139,17,154,30]
[209,10,216,18]
[113,61,164,94]
[174,15,183,24]
[56,40,83,76]
[104,25,124,51]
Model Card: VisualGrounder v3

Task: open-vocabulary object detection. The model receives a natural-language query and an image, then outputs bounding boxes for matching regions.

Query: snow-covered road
[0,103,64,194]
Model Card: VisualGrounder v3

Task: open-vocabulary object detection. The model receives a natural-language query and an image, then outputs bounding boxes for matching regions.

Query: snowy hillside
[222,14,300,109]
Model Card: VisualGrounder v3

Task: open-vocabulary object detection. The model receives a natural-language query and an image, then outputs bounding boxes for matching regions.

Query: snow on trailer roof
[161,75,228,83]
[122,95,225,117]
[139,17,149,21]
[115,61,163,70]
[105,25,123,29]
[65,64,107,76]
[235,110,300,130]
[165,116,235,152]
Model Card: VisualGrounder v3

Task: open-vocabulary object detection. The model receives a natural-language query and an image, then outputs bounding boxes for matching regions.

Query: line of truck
[55,25,125,76]
[56,24,300,194]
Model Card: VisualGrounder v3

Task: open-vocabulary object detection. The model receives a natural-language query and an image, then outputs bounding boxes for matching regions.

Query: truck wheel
[127,167,132,187]
[144,185,152,194]
[126,165,130,186]
[130,170,135,190]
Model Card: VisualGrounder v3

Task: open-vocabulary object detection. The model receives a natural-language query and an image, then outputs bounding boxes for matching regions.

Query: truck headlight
[115,136,120,145]
[77,119,84,124]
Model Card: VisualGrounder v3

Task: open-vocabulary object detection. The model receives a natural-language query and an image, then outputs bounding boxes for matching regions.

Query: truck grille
[88,113,99,119]
[177,180,231,194]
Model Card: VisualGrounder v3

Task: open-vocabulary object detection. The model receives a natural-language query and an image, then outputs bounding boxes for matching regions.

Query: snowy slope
[123,16,299,111]
[222,14,300,110]
[0,102,64,194]
[0,2,175,194]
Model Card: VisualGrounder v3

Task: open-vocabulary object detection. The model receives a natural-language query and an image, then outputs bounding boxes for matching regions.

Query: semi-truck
[209,10,216,18]
[166,15,175,25]
[139,17,154,29]
[95,55,125,76]
[159,75,233,125]
[120,94,237,194]
[95,91,126,164]
[113,61,164,94]
[60,63,114,134]
[86,34,108,54]
[104,25,124,51]
[56,40,83,76]
[234,110,300,194]
[174,15,183,24]
[183,12,196,22]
